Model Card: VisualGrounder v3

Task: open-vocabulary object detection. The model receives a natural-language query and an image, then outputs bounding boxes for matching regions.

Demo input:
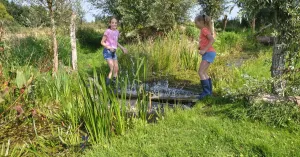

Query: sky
[83,0,99,22]
[83,1,240,22]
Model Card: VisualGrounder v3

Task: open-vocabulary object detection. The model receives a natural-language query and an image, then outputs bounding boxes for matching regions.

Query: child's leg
[197,60,211,99]
[198,60,210,80]
[112,60,119,78]
[106,59,114,79]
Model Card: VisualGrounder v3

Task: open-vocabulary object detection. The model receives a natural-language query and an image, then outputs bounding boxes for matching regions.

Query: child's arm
[200,34,215,55]
[101,36,115,52]
[118,43,128,54]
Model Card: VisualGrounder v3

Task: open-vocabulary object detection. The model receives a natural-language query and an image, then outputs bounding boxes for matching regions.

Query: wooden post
[148,92,152,112]
[70,12,77,71]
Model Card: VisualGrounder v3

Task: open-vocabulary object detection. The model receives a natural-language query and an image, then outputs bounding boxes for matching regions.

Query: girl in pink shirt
[195,15,216,100]
[101,17,128,85]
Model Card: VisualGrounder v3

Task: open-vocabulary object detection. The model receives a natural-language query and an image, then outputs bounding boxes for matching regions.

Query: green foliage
[15,70,30,88]
[185,25,200,40]
[147,0,194,30]
[84,104,300,156]
[198,0,227,19]
[4,36,50,67]
[214,31,244,54]
[76,27,102,51]
[0,0,48,27]
[119,30,200,75]
[0,2,13,22]
[237,0,300,77]
[1,24,300,156]
[91,0,195,35]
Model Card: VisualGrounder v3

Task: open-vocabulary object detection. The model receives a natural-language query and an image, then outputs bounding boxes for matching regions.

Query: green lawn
[80,39,300,157]
[84,103,300,157]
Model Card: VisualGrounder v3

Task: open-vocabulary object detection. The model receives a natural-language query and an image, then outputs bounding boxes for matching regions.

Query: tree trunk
[271,8,285,95]
[271,38,285,95]
[251,18,256,33]
[211,18,215,37]
[70,12,77,71]
[0,22,4,52]
[0,22,3,42]
[48,1,58,75]
[223,15,228,31]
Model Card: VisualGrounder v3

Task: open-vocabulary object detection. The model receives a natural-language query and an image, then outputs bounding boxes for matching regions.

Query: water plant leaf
[15,70,26,89]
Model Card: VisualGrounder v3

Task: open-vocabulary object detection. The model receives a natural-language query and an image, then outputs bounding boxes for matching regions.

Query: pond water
[125,80,197,98]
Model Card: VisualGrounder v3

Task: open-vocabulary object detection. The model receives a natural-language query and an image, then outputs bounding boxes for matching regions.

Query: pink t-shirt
[199,27,215,52]
[104,29,119,49]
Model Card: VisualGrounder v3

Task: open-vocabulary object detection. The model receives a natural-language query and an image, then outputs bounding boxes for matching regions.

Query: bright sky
[83,0,99,22]
[83,1,240,22]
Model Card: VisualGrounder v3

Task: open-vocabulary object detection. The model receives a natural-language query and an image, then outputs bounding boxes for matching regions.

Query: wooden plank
[114,90,198,103]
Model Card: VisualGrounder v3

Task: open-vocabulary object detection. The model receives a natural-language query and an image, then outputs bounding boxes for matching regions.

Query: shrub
[5,36,50,67]
[76,27,102,51]
[185,26,200,40]
[214,32,244,54]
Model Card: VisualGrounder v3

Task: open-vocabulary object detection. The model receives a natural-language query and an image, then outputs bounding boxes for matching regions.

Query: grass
[84,103,300,157]
[0,25,300,156]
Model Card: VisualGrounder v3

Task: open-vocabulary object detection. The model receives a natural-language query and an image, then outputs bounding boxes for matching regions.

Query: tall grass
[120,30,200,77]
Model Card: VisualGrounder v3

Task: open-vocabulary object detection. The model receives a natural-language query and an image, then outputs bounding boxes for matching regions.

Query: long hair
[108,16,118,29]
[195,15,214,36]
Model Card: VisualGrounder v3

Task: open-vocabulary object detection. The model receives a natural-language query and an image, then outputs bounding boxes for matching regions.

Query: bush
[4,36,50,67]
[185,26,199,40]
[76,27,102,51]
[214,32,244,54]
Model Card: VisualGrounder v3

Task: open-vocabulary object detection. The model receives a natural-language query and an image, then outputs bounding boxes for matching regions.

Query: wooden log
[258,94,300,106]
[115,91,198,103]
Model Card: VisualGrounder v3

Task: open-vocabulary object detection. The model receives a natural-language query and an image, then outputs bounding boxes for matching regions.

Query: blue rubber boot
[208,78,212,95]
[106,78,111,86]
[198,79,211,100]
[112,77,117,86]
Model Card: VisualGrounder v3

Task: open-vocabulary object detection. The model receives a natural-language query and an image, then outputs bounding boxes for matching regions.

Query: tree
[90,0,195,37]
[237,0,300,95]
[236,0,261,32]
[198,0,227,33]
[24,0,62,74]
[0,0,49,27]
[0,3,14,21]
[148,0,193,30]
[89,0,121,19]
[24,0,82,74]
[0,3,13,46]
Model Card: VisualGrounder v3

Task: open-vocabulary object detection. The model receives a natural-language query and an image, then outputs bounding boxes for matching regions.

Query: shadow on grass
[199,95,300,130]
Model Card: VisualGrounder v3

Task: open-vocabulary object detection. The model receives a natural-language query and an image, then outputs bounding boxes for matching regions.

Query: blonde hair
[195,15,214,36]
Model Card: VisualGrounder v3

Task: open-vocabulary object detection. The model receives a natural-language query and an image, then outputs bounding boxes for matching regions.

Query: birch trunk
[47,1,58,75]
[70,12,77,71]
[211,18,215,36]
